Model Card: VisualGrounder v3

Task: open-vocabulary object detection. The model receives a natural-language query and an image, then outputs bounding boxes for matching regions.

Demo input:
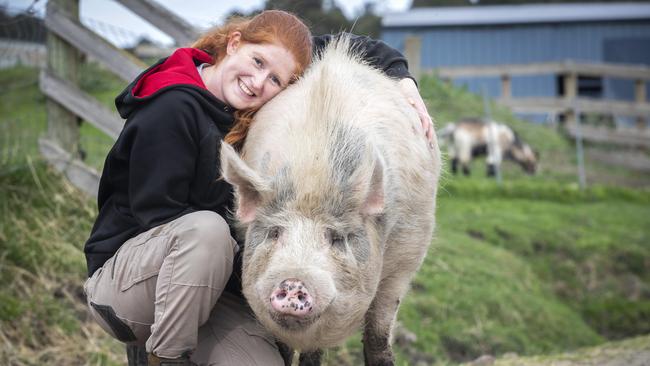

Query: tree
[223,0,384,37]
[351,2,381,38]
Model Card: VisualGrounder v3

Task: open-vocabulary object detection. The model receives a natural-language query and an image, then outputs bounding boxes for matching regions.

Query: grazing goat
[439,118,538,176]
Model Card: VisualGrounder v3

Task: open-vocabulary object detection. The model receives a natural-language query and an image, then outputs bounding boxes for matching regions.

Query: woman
[83,10,432,366]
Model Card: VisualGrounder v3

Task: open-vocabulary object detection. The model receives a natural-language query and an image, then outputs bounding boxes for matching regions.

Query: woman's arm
[313,33,434,144]
[312,33,412,82]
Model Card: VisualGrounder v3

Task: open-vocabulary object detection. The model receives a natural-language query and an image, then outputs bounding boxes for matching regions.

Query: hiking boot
[147,353,197,366]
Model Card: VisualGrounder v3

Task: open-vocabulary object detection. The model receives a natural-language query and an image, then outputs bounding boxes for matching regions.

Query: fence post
[563,72,577,126]
[501,74,511,100]
[574,107,587,189]
[635,79,647,129]
[404,36,421,82]
[45,0,81,158]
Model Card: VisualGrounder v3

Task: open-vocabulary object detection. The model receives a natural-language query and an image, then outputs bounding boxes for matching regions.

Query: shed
[381,2,650,121]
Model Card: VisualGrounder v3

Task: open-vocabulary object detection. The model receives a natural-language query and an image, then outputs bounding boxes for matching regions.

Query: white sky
[5,0,412,46]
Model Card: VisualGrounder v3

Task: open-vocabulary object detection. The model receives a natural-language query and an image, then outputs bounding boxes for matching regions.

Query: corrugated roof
[382,2,650,27]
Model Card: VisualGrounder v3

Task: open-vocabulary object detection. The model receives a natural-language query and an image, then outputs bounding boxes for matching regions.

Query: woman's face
[207,32,298,110]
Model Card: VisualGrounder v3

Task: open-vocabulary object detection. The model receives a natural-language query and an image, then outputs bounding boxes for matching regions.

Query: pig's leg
[298,349,323,366]
[362,276,411,366]
[277,341,294,366]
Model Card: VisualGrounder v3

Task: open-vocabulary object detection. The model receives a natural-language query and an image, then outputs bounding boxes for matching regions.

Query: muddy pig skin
[220,38,441,365]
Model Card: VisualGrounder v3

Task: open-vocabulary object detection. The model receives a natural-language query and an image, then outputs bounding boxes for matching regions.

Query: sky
[5,0,412,46]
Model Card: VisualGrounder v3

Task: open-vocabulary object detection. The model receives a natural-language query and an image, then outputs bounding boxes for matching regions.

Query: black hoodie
[84,35,413,294]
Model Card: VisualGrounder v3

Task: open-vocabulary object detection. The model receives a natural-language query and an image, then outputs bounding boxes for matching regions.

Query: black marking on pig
[329,125,365,188]
[265,165,296,214]
[363,330,394,366]
[298,349,323,366]
[246,221,268,251]
[277,342,294,366]
[348,231,370,263]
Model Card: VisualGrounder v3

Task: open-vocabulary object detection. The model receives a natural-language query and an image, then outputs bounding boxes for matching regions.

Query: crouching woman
[82,9,431,366]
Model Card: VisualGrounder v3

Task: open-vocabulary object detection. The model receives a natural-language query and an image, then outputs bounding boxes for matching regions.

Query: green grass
[493,334,650,366]
[427,190,649,357]
[0,65,125,365]
[2,65,650,365]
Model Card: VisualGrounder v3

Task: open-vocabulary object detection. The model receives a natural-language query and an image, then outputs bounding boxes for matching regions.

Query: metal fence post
[574,107,587,189]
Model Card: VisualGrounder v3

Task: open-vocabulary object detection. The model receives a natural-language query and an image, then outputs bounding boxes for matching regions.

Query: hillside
[1,65,649,365]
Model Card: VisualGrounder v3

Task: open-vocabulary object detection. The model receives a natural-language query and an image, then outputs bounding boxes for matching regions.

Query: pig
[220,38,441,366]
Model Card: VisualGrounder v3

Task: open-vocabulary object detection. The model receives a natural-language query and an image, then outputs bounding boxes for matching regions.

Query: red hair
[192,10,312,150]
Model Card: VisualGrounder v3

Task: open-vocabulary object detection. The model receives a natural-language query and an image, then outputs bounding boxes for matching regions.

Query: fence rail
[114,0,199,46]
[40,0,193,197]
[45,5,146,81]
[434,60,650,80]
[403,36,650,148]
[39,70,124,139]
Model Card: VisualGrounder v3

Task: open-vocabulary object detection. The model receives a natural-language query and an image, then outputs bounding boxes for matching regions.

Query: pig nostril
[297,293,306,302]
[276,291,286,300]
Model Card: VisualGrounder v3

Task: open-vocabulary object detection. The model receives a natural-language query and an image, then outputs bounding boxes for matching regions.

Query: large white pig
[220,38,441,366]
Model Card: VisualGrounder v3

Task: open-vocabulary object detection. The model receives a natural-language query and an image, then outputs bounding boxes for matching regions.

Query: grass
[492,334,650,366]
[2,65,649,365]
[0,158,125,365]
[0,65,124,365]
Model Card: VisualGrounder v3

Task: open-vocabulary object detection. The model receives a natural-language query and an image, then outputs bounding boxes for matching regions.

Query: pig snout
[270,279,314,317]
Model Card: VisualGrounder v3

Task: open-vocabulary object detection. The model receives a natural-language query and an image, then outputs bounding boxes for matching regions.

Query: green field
[1,65,649,365]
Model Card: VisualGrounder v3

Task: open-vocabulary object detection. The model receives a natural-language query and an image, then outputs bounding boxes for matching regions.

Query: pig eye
[327,229,345,248]
[268,227,281,241]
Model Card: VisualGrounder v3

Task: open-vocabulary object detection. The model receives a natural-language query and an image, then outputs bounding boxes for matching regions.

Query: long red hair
[192,10,312,150]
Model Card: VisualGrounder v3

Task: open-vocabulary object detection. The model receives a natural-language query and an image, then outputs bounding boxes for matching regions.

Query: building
[381,2,650,122]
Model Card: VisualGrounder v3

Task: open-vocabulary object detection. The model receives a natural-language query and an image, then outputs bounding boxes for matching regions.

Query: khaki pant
[84,211,284,365]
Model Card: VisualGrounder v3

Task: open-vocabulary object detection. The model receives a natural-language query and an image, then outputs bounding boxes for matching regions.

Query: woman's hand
[398,78,434,144]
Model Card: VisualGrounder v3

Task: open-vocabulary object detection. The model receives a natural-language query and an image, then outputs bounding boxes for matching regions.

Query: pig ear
[220,143,268,223]
[361,154,385,216]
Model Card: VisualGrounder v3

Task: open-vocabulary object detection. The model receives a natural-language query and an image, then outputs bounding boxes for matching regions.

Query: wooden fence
[40,0,199,196]
[404,36,650,148]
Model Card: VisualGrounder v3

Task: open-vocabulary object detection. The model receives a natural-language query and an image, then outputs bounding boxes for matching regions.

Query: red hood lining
[132,48,213,98]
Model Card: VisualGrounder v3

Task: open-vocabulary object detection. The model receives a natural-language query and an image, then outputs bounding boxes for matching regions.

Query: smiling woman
[200,35,297,110]
[81,9,428,366]
[193,10,311,111]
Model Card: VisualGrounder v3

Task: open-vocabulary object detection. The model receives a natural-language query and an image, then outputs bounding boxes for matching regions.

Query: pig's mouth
[269,311,319,331]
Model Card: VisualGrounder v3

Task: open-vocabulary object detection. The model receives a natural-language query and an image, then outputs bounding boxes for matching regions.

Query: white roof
[382,2,650,27]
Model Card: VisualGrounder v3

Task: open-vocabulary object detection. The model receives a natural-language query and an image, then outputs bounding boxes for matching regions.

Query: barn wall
[382,20,650,101]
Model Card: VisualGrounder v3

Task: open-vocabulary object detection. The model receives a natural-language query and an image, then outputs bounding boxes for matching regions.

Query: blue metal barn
[381,2,650,120]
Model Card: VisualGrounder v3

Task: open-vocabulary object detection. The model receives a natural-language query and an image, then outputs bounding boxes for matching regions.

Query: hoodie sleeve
[125,91,202,228]
[312,33,414,83]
